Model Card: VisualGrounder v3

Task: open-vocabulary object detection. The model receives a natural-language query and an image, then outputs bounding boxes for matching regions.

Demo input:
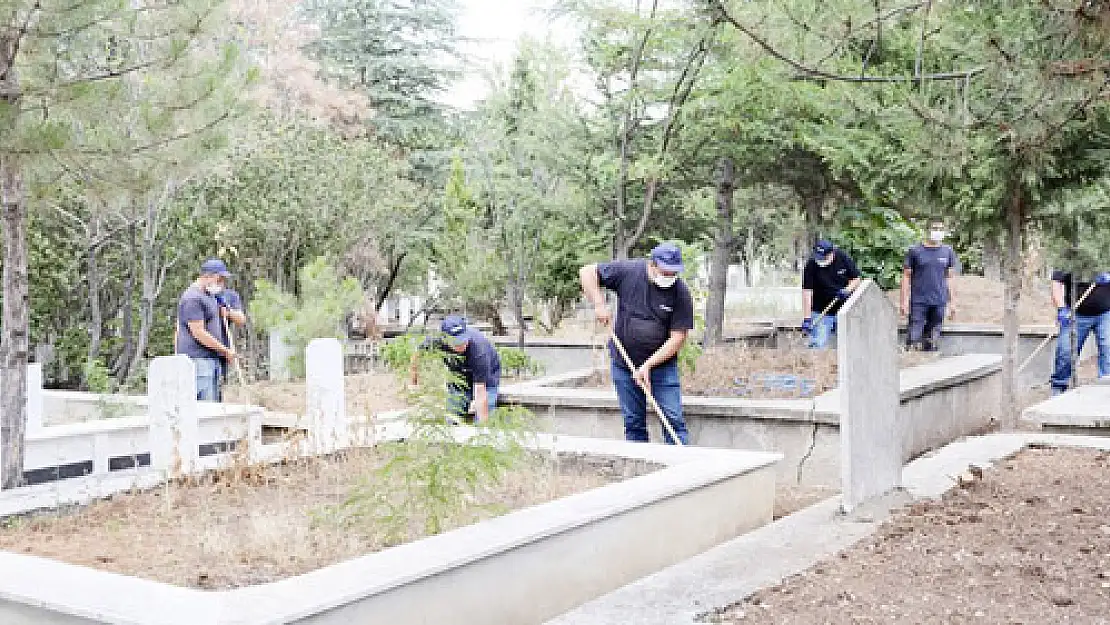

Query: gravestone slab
[148,355,199,477]
[307,338,348,451]
[269,330,294,382]
[838,279,901,512]
[26,364,43,432]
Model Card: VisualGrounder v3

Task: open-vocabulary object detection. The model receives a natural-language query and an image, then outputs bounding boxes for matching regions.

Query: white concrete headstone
[413,297,427,325]
[148,355,199,477]
[26,363,43,433]
[269,329,294,382]
[838,280,901,513]
[306,338,348,452]
[377,299,393,326]
[399,297,413,327]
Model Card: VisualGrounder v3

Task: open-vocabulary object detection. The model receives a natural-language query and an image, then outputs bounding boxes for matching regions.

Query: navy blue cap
[813,240,835,258]
[441,314,469,346]
[200,258,232,278]
[650,242,684,273]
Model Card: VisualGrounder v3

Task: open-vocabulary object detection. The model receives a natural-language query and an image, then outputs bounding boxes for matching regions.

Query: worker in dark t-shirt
[900,219,961,351]
[1049,269,1110,394]
[801,239,861,349]
[578,242,694,445]
[411,315,502,423]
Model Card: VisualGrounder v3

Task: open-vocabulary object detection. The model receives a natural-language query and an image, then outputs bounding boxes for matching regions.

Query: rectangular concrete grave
[837,280,901,512]
[0,432,780,625]
[1022,384,1110,434]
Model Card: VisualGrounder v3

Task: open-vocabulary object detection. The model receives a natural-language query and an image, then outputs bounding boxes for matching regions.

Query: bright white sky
[443,0,574,109]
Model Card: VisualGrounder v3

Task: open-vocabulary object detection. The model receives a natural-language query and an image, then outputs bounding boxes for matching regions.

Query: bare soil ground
[704,447,1110,624]
[224,372,407,416]
[584,345,940,399]
[0,450,653,589]
[887,275,1055,326]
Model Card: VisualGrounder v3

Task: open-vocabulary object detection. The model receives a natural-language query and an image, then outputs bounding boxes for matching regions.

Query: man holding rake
[579,242,693,445]
[801,239,861,349]
[1049,269,1110,395]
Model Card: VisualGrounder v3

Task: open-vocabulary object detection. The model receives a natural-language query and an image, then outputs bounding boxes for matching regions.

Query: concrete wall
[503,354,1004,490]
[0,435,780,625]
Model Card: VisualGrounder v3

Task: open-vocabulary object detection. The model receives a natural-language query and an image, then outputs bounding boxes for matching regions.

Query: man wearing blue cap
[801,240,861,349]
[900,219,960,351]
[578,242,694,445]
[411,315,502,423]
[175,259,244,401]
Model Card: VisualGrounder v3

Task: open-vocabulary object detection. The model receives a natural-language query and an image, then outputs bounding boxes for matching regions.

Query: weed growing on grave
[315,343,540,543]
[495,346,544,379]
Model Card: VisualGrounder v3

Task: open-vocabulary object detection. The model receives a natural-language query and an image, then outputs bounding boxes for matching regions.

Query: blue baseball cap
[200,258,232,278]
[813,240,835,258]
[650,242,684,273]
[440,314,469,347]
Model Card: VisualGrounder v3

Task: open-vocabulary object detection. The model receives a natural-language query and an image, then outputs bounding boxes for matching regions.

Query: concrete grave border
[0,430,780,625]
[546,431,1110,625]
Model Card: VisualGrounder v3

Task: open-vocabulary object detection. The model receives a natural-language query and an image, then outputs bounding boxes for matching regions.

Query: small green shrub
[253,258,363,378]
[496,346,544,378]
[380,333,423,375]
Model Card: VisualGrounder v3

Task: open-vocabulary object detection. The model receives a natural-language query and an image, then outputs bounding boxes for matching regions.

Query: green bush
[380,333,423,375]
[496,346,545,378]
[831,206,919,290]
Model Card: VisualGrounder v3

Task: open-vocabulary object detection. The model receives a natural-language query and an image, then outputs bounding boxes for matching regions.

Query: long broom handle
[222,315,248,389]
[1018,281,1098,374]
[609,330,685,446]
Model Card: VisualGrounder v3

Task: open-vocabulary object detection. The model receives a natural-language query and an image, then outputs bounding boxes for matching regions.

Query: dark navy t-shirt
[425,329,502,390]
[176,286,224,360]
[905,244,960,306]
[1051,271,1110,316]
[597,260,695,370]
[802,250,860,315]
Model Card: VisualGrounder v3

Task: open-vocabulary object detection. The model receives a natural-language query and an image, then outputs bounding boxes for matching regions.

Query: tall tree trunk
[374,251,407,311]
[1,35,27,488]
[1001,183,1025,429]
[115,223,138,382]
[704,157,736,347]
[1,158,28,489]
[84,217,103,387]
[802,191,823,250]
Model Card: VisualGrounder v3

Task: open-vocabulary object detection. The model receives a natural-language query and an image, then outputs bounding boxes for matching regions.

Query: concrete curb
[545,432,1110,625]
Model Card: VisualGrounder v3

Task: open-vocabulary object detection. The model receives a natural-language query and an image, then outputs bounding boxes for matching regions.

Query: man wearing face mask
[175,259,240,401]
[900,220,961,351]
[578,242,694,445]
[801,240,861,349]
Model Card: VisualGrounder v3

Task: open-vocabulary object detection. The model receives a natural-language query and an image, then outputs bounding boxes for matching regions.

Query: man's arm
[846,277,861,292]
[899,267,912,316]
[579,263,612,325]
[634,330,688,391]
[945,270,957,318]
[802,289,814,316]
[471,383,490,422]
[187,320,234,360]
[1051,279,1067,309]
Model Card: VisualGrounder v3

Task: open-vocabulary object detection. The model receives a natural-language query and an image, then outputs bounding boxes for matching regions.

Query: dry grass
[224,372,407,416]
[0,450,652,589]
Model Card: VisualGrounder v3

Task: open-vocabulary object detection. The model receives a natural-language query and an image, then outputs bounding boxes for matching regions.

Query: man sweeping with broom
[579,243,693,445]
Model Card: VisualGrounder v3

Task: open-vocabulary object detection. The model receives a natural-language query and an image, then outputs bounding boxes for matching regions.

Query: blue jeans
[193,357,222,402]
[611,360,689,445]
[447,385,499,422]
[907,303,946,351]
[807,316,837,349]
[1050,312,1110,392]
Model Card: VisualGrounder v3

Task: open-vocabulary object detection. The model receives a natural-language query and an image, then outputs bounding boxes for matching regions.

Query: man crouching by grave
[1049,268,1110,395]
[801,239,861,349]
[579,242,693,445]
[410,315,501,423]
[175,259,243,401]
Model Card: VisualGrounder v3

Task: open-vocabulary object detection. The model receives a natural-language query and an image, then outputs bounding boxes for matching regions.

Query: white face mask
[928,230,946,243]
[653,273,678,289]
[205,283,224,296]
[815,255,834,268]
